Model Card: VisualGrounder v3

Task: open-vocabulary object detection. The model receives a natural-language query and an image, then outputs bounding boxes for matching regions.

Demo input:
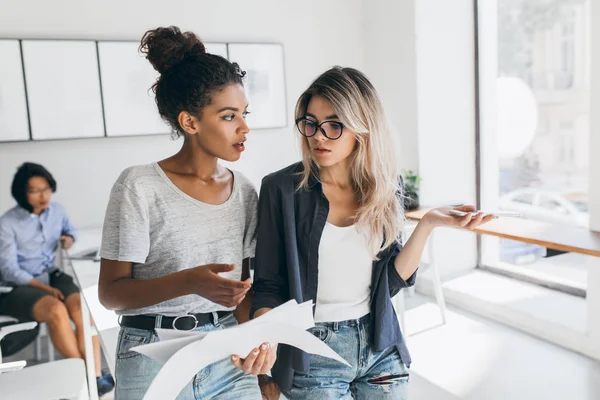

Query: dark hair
[11,162,57,212]
[139,26,246,138]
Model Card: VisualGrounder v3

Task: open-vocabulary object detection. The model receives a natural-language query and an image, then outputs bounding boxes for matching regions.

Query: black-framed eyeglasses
[296,117,345,140]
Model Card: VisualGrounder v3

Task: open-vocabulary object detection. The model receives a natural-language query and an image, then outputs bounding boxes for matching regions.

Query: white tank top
[314,222,373,323]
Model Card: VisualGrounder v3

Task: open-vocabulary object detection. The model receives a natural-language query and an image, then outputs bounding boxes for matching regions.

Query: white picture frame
[0,40,30,142]
[97,41,230,137]
[227,44,287,129]
[98,41,169,137]
[205,43,228,58]
[22,40,105,140]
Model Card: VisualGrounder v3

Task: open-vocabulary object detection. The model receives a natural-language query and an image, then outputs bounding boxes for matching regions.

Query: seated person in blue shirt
[0,162,114,396]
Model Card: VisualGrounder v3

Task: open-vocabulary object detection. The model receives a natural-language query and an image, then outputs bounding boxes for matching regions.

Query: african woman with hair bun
[98,26,273,399]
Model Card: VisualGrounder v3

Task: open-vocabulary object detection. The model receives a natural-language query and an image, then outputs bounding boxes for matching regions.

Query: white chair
[0,287,36,360]
[1,287,57,363]
[0,320,38,366]
[2,238,78,363]
[0,317,29,376]
[0,284,54,362]
[395,221,448,332]
[0,321,89,400]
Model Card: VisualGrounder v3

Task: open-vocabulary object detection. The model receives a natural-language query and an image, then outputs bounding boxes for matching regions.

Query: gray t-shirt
[100,163,258,316]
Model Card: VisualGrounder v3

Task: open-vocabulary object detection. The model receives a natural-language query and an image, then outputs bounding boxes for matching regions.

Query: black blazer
[251,162,416,392]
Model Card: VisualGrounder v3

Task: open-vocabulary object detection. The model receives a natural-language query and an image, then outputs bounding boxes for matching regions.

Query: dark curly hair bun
[139,25,245,137]
[139,26,206,74]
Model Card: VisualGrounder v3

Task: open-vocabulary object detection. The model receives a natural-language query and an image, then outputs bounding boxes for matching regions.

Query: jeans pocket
[116,327,155,360]
[309,325,332,343]
[366,372,410,385]
[367,347,410,387]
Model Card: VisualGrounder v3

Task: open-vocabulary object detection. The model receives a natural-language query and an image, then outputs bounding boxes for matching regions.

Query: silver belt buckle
[172,314,198,331]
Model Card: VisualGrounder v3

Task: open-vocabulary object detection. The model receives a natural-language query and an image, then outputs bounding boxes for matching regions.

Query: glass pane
[496,0,590,229]
[513,193,535,205]
[539,196,568,213]
[480,0,590,294]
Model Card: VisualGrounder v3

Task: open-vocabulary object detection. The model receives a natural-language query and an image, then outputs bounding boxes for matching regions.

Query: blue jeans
[114,313,261,400]
[287,314,409,399]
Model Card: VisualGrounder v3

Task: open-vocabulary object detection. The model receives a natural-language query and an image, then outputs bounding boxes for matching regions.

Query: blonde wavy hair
[296,66,404,256]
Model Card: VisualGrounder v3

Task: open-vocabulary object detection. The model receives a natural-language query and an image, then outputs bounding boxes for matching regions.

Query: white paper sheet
[155,328,208,341]
[131,300,350,400]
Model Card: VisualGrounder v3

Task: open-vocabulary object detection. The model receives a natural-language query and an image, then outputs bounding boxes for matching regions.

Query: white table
[0,360,26,373]
[71,259,120,374]
[0,358,88,400]
[66,229,119,400]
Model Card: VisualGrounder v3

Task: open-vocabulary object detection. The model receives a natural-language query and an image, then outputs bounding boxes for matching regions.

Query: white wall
[477,0,502,266]
[415,0,479,278]
[364,0,478,279]
[363,0,419,172]
[590,0,600,233]
[0,0,366,228]
[587,0,600,352]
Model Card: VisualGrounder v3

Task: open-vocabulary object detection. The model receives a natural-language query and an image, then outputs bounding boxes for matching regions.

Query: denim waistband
[315,312,371,330]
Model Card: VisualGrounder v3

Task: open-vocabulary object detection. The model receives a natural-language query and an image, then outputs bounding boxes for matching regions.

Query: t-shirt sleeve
[99,182,150,263]
[243,184,259,260]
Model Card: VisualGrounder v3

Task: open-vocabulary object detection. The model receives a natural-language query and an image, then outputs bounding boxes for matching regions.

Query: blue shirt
[250,162,416,392]
[0,203,77,286]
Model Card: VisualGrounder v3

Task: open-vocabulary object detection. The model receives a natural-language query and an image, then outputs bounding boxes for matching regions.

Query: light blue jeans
[286,313,409,399]
[114,313,261,400]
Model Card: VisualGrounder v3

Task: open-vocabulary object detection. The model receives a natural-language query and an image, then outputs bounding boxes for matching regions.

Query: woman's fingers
[231,343,273,375]
[241,348,260,374]
[458,212,473,227]
[481,213,496,225]
[230,354,243,369]
[251,343,269,375]
[259,343,276,374]
[465,212,485,229]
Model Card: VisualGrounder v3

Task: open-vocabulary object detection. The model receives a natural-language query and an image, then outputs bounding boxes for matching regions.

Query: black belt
[120,311,232,331]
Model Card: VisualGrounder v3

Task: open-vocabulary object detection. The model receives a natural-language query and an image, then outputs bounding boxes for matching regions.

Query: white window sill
[414,269,592,356]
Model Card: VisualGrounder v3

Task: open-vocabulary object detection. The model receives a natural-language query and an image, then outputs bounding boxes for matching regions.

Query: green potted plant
[401,169,421,210]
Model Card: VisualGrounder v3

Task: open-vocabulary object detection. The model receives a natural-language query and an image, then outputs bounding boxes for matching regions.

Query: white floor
[440,269,587,332]
[6,292,600,400]
[404,294,600,400]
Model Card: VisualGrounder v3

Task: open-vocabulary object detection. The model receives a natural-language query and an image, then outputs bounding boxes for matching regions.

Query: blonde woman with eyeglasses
[250,67,494,399]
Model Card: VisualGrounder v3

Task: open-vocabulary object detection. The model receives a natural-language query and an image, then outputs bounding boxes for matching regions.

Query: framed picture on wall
[227,43,287,129]
[98,41,169,137]
[98,41,230,137]
[0,40,30,142]
[21,40,105,140]
[205,43,228,58]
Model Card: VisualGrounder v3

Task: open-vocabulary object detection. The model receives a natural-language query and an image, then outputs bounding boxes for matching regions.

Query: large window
[478,0,590,293]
